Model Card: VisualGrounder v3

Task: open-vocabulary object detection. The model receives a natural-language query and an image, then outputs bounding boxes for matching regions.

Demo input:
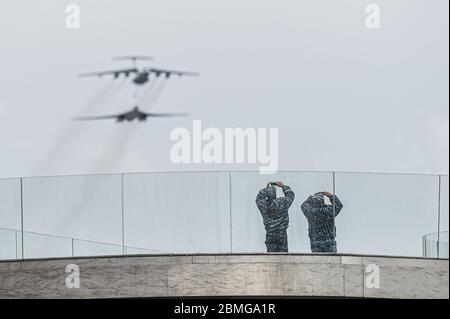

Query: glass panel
[123,172,231,254]
[0,228,18,260]
[336,173,439,257]
[73,239,122,257]
[438,231,449,258]
[0,178,22,260]
[0,178,21,230]
[422,232,438,258]
[439,176,449,258]
[22,174,123,247]
[440,176,449,231]
[23,231,72,259]
[230,172,333,253]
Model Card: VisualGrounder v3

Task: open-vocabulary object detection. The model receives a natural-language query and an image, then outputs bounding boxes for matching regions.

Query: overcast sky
[0,0,448,178]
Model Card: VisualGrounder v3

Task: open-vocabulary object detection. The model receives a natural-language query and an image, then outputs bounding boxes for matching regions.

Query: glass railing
[0,227,21,259]
[0,227,162,260]
[423,231,449,258]
[0,171,448,260]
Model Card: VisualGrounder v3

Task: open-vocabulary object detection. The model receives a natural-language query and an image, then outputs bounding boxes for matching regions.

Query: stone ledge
[0,254,448,299]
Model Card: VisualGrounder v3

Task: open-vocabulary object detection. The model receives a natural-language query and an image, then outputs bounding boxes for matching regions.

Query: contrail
[138,79,158,104]
[33,78,152,231]
[79,78,126,114]
[93,123,143,173]
[52,123,144,233]
[83,79,116,112]
[141,79,167,110]
[31,78,127,175]
[33,77,138,235]
[65,81,161,221]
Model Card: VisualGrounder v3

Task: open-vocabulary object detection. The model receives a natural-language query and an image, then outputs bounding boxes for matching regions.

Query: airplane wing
[79,68,138,78]
[143,112,190,117]
[71,113,123,121]
[145,68,198,78]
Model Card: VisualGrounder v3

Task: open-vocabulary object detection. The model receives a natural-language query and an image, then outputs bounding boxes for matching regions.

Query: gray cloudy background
[0,0,448,178]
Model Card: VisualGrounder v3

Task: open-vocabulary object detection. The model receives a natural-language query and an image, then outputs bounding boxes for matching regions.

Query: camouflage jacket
[256,185,295,238]
[301,195,343,242]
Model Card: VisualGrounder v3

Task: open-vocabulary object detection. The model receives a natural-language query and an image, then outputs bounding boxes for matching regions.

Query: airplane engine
[116,116,125,122]
[138,115,147,121]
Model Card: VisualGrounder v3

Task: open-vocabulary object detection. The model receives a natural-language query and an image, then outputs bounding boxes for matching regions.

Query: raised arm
[280,185,295,210]
[328,194,343,216]
[322,192,343,217]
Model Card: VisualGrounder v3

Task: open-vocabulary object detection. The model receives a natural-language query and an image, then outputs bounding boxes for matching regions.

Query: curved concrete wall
[0,254,448,299]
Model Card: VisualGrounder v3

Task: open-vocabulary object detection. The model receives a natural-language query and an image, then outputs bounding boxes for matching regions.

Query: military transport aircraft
[72,106,189,122]
[79,56,198,85]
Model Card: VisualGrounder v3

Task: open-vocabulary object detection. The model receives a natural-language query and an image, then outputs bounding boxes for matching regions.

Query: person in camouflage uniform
[301,192,343,253]
[256,181,295,252]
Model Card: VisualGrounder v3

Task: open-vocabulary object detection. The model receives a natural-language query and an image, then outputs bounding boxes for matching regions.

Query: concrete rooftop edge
[0,253,448,299]
[1,252,447,264]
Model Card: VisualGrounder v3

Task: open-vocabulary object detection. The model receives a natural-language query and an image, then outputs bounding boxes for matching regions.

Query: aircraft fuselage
[117,107,147,122]
[133,72,149,85]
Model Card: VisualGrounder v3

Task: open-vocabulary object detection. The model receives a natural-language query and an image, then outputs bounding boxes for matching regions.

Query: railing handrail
[0,169,448,181]
[423,231,449,241]
[0,226,164,253]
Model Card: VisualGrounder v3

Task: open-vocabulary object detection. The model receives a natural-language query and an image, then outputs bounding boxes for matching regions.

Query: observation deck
[0,171,448,298]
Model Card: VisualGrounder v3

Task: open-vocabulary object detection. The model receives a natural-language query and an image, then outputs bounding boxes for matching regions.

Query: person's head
[266,186,282,215]
[266,186,277,201]
[311,192,325,207]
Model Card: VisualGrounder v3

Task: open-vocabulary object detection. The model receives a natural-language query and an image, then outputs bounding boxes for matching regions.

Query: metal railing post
[437,175,441,258]
[20,178,24,259]
[121,173,125,255]
[229,172,233,253]
[332,172,336,253]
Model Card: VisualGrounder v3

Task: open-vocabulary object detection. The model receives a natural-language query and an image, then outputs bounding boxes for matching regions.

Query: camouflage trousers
[265,231,288,252]
[310,240,337,253]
